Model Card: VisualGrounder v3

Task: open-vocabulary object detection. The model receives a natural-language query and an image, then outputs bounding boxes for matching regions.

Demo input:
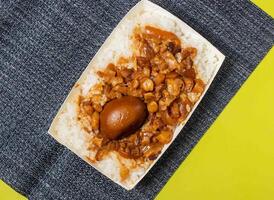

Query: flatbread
[48,0,225,190]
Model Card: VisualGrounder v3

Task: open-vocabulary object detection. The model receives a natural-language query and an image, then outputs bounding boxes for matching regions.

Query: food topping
[100,96,147,140]
[77,25,205,164]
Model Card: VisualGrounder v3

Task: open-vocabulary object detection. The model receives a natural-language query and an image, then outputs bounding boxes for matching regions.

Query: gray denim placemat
[0,0,273,199]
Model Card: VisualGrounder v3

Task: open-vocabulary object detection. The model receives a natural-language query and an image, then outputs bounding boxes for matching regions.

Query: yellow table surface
[1,1,273,199]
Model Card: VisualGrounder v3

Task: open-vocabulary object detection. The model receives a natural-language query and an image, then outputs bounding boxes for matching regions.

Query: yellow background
[1,0,273,199]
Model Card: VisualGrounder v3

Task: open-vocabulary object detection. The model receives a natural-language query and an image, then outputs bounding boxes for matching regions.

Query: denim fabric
[0,0,273,199]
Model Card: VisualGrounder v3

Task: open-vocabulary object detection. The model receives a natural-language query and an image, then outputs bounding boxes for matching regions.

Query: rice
[49,0,225,190]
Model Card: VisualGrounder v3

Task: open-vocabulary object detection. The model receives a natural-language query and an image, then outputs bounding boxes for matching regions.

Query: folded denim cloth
[0,0,273,199]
